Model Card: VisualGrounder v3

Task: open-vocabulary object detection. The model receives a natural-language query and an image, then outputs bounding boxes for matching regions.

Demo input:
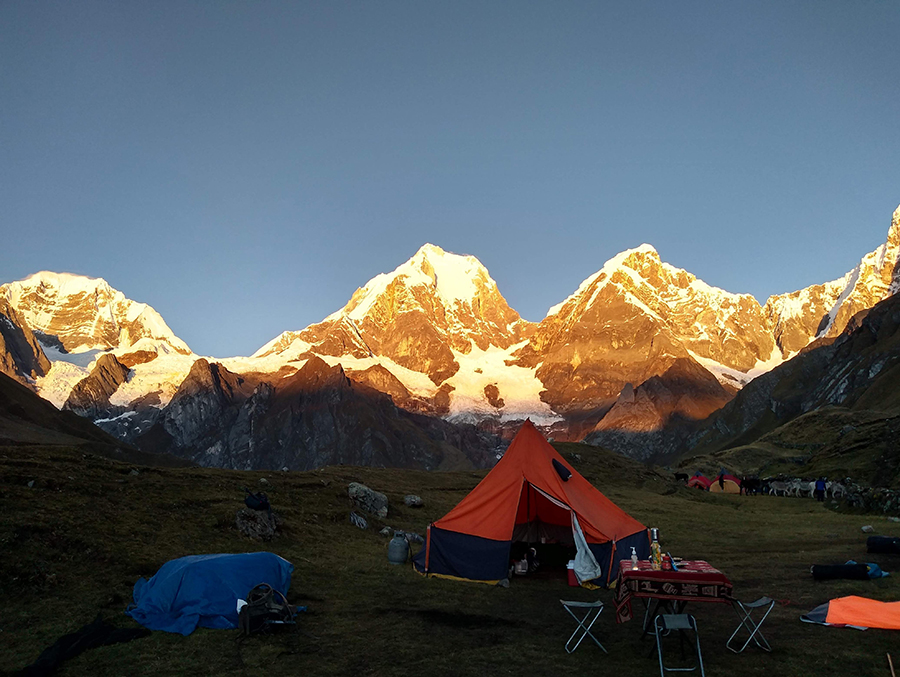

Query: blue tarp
[125,552,293,635]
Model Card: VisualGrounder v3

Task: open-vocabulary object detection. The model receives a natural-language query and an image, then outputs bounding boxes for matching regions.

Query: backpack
[238,583,295,636]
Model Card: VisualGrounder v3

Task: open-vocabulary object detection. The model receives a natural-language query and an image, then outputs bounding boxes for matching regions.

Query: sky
[2,1,899,358]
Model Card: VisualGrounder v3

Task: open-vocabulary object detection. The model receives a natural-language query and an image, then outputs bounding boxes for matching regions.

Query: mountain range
[1,204,898,470]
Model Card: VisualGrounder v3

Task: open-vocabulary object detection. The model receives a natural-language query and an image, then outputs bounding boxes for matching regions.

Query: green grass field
[2,443,899,676]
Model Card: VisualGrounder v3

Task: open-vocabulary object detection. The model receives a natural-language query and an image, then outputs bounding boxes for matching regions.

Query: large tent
[412,420,650,586]
[709,473,741,494]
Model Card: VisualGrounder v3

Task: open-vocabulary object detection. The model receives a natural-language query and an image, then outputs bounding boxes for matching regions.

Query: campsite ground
[2,444,899,677]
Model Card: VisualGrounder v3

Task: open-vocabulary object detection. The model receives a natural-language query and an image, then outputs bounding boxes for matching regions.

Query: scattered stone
[379,527,392,536]
[27,480,34,488]
[888,517,900,523]
[259,477,269,485]
[129,469,140,476]
[404,494,424,508]
[571,453,582,462]
[350,511,368,530]
[348,482,388,517]
[281,466,289,472]
[862,525,875,533]
[236,507,281,541]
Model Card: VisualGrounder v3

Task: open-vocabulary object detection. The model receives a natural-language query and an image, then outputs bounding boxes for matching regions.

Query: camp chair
[654,614,704,676]
[726,596,774,653]
[559,599,607,654]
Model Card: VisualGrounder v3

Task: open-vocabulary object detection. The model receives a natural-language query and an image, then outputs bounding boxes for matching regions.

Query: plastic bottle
[650,528,662,571]
[630,546,639,570]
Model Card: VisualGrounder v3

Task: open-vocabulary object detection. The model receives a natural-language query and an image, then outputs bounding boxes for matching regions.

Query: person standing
[815,477,827,502]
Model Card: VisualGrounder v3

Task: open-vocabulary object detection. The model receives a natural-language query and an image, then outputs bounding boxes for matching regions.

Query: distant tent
[687,475,712,490]
[412,420,650,587]
[710,473,741,494]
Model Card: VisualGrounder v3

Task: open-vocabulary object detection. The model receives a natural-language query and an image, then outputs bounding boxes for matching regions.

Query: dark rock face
[134,356,501,471]
[0,299,50,384]
[64,354,131,418]
[584,357,732,462]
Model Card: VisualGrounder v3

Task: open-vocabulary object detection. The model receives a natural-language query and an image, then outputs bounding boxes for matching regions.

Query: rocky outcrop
[63,354,131,418]
[583,357,733,462]
[0,299,50,384]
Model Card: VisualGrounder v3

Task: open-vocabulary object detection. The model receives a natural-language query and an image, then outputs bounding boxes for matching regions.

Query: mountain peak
[331,244,495,323]
[889,204,900,248]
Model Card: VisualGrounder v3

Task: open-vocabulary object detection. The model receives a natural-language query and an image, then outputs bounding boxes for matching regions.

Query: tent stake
[888,653,896,677]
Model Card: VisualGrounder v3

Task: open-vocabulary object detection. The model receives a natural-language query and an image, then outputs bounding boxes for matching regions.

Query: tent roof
[432,420,646,544]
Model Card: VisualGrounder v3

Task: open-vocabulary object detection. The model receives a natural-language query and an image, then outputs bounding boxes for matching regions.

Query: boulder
[349,482,388,517]
[403,494,424,508]
[235,508,281,541]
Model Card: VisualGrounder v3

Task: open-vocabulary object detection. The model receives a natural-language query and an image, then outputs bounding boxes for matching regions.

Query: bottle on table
[631,546,638,570]
[650,528,662,571]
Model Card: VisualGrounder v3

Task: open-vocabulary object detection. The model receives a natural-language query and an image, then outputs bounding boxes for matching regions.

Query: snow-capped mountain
[509,244,776,440]
[764,205,900,356]
[248,243,551,424]
[0,272,196,409]
[3,203,899,467]
[1,272,190,355]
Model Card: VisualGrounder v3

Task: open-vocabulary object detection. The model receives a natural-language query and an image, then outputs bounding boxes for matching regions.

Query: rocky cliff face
[583,357,733,462]
[63,353,131,419]
[764,206,900,356]
[132,356,501,471]
[0,272,190,355]
[0,299,51,384]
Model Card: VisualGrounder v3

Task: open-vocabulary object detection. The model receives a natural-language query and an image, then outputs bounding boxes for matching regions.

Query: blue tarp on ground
[125,552,293,635]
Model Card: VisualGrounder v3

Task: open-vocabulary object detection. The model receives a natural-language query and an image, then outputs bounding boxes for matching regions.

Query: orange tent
[802,596,900,630]
[412,420,649,586]
[709,473,741,494]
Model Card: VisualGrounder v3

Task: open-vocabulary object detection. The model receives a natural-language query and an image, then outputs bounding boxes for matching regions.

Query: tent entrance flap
[512,483,576,544]
[572,514,603,583]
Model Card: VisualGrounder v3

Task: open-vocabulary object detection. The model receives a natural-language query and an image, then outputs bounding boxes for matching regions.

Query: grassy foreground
[1,444,899,676]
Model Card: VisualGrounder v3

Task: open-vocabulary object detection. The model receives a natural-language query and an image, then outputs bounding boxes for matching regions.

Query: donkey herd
[675,474,852,498]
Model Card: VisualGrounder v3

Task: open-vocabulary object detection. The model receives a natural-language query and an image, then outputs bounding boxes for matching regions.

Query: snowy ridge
[2,271,190,354]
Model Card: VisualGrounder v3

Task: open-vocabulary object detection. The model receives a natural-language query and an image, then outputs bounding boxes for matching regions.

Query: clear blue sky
[2,1,898,357]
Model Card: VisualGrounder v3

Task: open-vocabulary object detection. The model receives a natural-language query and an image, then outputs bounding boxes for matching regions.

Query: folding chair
[654,614,704,676]
[727,596,774,653]
[559,599,607,654]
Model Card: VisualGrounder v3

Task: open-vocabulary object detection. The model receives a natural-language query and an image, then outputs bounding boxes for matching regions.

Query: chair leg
[562,604,607,654]
[654,614,704,676]
[727,600,774,653]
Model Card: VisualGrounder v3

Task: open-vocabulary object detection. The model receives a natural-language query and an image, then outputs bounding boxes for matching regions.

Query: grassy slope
[2,442,899,677]
[677,407,900,488]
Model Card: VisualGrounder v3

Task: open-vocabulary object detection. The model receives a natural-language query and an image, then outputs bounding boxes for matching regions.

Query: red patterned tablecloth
[614,560,733,623]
